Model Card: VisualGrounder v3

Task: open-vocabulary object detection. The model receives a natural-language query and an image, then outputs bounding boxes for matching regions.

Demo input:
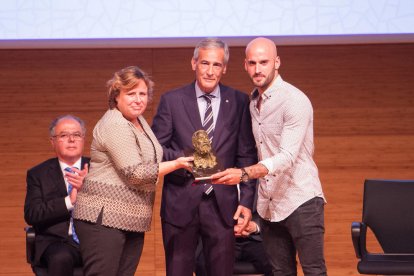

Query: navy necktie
[64,167,80,244]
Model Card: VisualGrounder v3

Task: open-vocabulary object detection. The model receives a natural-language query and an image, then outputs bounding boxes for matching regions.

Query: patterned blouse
[73,108,163,232]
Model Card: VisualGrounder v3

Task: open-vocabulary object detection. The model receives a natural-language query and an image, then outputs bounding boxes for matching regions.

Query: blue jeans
[261,197,327,276]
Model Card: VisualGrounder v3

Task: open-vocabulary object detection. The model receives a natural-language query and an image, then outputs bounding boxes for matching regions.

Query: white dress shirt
[250,75,326,222]
[195,82,221,129]
[59,158,81,235]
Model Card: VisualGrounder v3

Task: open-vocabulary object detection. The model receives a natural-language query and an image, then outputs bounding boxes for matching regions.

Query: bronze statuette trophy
[191,130,221,181]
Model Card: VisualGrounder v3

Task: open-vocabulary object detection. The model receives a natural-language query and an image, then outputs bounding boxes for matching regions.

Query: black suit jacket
[152,83,257,227]
[24,157,90,265]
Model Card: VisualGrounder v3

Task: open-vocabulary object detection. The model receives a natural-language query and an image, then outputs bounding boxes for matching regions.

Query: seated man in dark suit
[195,186,272,276]
[233,214,273,276]
[24,114,89,276]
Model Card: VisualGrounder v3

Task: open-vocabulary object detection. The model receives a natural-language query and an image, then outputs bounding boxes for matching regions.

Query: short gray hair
[193,38,230,65]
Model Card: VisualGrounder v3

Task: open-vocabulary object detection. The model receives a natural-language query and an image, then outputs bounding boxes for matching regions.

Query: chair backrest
[362,179,414,253]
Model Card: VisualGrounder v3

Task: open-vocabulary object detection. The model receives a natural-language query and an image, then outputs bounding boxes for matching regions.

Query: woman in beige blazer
[73,66,192,276]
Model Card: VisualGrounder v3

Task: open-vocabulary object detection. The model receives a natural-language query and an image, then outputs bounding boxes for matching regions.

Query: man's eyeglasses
[52,132,84,142]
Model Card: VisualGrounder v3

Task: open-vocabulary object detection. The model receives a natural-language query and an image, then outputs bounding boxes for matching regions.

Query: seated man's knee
[50,250,74,266]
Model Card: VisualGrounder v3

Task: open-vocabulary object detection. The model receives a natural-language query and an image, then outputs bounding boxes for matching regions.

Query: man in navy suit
[24,115,89,276]
[152,38,257,276]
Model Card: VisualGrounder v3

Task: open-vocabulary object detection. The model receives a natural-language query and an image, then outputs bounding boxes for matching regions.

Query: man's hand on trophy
[210,168,243,185]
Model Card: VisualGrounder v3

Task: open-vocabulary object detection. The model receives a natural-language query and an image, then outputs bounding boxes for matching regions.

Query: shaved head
[244,37,281,93]
[245,37,277,59]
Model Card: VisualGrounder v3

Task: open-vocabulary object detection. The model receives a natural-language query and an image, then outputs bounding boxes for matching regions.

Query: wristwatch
[240,168,250,183]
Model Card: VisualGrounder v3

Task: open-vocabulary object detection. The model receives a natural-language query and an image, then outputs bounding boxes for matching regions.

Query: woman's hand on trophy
[175,156,194,172]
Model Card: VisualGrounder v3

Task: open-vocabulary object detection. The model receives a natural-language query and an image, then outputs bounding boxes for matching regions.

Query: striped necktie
[201,94,215,142]
[200,94,215,196]
[64,167,80,244]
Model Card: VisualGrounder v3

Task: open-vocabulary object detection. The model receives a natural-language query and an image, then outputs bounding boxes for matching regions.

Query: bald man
[212,37,327,275]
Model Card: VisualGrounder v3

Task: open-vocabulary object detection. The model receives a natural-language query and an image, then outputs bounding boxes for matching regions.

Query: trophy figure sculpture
[191,130,221,180]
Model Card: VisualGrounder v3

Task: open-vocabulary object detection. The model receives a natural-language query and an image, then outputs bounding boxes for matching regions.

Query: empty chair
[352,179,414,275]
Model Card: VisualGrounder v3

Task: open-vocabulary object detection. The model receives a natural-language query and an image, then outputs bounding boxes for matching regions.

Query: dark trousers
[41,239,82,276]
[74,212,145,276]
[261,197,327,276]
[162,193,235,276]
[195,237,273,276]
[235,238,273,276]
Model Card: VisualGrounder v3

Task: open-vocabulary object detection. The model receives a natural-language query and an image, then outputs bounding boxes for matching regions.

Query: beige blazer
[74,109,163,232]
